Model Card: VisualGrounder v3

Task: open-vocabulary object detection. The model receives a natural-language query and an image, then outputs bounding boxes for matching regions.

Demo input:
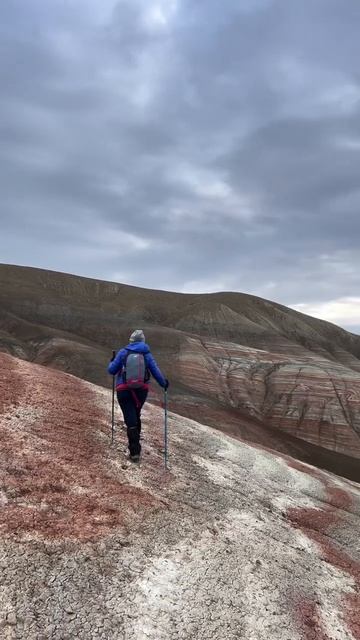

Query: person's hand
[164,378,169,391]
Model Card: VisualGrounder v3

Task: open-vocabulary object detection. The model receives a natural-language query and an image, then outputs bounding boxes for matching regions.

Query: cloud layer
[0,0,359,331]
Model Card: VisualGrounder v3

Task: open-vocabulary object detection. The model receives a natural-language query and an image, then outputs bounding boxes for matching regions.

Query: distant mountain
[1,263,360,480]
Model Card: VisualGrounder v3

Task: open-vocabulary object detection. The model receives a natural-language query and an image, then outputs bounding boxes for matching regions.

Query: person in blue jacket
[108,329,169,462]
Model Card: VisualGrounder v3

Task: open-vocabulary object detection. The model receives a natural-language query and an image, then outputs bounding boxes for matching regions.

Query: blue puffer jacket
[107,342,167,389]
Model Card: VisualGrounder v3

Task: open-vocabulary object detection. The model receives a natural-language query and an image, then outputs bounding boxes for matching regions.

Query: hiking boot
[130,454,140,463]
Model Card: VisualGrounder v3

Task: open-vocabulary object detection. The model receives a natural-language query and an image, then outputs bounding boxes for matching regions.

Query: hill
[1,263,360,480]
[1,352,359,639]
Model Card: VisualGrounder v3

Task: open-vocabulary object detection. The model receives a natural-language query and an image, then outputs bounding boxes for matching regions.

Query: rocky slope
[1,263,360,480]
[178,338,360,459]
[0,352,360,640]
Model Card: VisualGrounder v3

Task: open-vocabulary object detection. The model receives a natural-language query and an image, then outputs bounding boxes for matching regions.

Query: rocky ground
[0,352,360,639]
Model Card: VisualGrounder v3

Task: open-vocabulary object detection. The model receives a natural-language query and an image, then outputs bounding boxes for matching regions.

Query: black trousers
[117,388,148,456]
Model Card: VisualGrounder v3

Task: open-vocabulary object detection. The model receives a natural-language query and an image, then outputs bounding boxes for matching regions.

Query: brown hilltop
[1,262,360,480]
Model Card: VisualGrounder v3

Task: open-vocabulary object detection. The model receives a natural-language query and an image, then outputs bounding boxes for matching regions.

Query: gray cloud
[0,0,360,332]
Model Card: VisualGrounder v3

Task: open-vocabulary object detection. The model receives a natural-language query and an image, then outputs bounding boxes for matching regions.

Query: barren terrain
[1,264,360,480]
[1,352,359,639]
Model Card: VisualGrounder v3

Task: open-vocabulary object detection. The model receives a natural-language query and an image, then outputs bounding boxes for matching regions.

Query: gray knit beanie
[129,329,145,343]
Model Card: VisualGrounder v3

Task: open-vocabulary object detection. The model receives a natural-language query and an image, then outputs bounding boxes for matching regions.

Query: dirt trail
[0,353,157,540]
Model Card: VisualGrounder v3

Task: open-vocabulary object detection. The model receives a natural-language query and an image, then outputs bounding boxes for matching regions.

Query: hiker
[108,329,169,462]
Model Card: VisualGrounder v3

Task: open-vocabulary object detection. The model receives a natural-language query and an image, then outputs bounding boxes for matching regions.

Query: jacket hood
[125,342,150,354]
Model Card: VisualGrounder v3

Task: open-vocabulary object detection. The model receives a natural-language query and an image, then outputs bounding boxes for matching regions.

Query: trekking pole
[111,350,116,445]
[164,388,169,470]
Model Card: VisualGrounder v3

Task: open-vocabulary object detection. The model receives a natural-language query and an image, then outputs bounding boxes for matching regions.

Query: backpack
[123,352,149,389]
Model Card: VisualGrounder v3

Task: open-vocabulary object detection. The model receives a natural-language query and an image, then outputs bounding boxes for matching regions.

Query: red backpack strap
[130,389,141,410]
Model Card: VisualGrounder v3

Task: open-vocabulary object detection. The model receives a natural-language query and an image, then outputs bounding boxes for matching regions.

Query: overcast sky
[1,0,360,333]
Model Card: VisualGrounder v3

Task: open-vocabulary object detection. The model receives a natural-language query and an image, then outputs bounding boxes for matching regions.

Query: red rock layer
[286,459,360,639]
[178,338,360,459]
[0,353,158,541]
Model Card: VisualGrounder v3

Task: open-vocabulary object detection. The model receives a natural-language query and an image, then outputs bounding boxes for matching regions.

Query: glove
[164,378,169,391]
